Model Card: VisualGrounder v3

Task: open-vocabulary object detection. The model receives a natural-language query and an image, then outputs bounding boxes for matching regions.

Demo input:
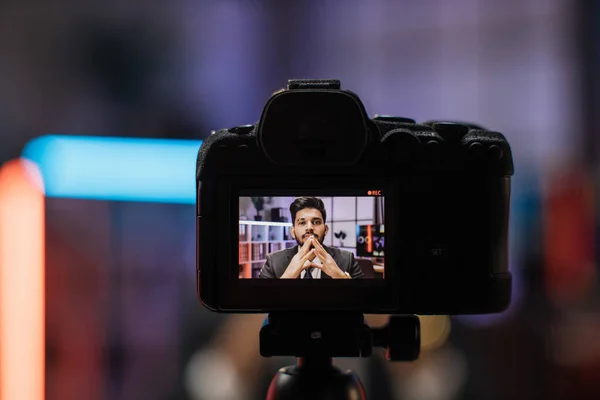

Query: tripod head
[260,312,420,399]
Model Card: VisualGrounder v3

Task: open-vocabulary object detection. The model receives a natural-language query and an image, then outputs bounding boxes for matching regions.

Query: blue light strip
[21,135,203,204]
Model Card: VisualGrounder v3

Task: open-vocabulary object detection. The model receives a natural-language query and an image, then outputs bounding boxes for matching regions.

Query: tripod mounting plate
[260,312,420,361]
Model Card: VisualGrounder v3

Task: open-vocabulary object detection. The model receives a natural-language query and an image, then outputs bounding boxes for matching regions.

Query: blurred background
[1,0,599,399]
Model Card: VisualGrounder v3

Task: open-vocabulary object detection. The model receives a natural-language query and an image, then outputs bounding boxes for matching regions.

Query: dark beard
[296,233,322,247]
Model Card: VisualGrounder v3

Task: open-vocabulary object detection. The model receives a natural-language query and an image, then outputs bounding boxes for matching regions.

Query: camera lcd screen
[238,195,385,280]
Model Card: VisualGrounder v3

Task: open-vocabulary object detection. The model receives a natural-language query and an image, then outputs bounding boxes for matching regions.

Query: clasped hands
[281,236,349,279]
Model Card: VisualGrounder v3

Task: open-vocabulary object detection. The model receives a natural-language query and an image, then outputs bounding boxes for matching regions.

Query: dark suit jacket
[258,245,364,279]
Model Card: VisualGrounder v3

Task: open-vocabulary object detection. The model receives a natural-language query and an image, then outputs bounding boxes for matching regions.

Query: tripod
[260,312,421,400]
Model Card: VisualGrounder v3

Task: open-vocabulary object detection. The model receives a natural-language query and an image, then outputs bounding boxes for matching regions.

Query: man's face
[291,207,328,246]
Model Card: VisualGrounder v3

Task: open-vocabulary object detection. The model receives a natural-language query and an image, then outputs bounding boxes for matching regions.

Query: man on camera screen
[258,197,364,279]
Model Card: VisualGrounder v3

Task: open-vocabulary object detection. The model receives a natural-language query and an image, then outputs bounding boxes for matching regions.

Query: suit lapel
[283,246,302,279]
[324,245,335,258]
[320,245,336,279]
[285,246,295,264]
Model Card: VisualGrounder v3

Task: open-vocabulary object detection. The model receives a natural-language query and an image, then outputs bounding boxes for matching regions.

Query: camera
[196,79,514,315]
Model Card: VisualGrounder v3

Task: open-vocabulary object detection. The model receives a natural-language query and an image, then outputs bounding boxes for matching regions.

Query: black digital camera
[196,79,514,315]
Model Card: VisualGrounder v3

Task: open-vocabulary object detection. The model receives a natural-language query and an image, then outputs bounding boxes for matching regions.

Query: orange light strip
[0,159,45,400]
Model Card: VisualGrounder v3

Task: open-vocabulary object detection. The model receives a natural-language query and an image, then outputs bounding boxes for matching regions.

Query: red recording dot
[367,190,372,195]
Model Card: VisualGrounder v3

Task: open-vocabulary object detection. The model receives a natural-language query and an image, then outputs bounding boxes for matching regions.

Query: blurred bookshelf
[238,220,296,278]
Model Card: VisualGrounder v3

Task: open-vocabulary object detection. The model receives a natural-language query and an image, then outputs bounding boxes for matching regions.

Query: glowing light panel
[22,135,203,203]
[0,159,45,400]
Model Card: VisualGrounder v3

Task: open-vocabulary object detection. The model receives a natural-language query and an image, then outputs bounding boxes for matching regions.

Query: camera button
[425,140,441,158]
[468,141,483,152]
[381,129,421,162]
[432,122,469,142]
[488,144,504,160]
[230,125,254,135]
[373,115,416,124]
[468,142,486,160]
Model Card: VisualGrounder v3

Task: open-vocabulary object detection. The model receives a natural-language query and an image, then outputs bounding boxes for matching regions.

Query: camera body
[196,79,514,315]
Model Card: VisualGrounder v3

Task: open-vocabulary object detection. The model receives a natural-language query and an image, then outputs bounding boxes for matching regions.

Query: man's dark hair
[290,197,327,224]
